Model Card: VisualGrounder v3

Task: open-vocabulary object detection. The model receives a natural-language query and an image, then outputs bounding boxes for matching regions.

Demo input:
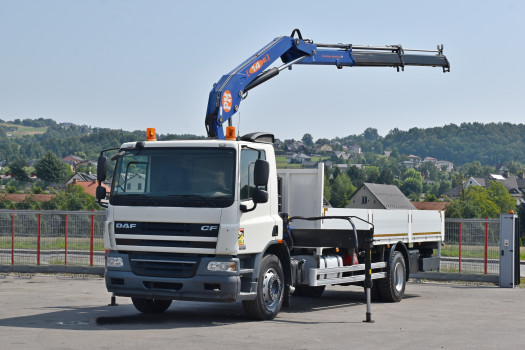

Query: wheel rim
[393,261,405,293]
[262,267,282,309]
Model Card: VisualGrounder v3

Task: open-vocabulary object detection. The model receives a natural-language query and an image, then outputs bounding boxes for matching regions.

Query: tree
[301,133,314,149]
[486,181,516,214]
[365,166,380,183]
[445,184,512,219]
[363,127,379,141]
[323,173,331,203]
[330,173,356,208]
[34,151,69,183]
[9,159,29,182]
[347,166,365,188]
[378,168,394,185]
[43,184,100,211]
[401,178,423,200]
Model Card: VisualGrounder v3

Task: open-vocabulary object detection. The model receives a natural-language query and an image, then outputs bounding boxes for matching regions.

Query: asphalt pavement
[0,274,524,350]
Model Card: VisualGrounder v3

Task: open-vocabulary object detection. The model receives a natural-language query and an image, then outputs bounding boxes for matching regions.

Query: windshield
[110,147,236,208]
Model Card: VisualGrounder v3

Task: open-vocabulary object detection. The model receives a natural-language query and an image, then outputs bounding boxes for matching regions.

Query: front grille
[115,222,219,251]
[129,252,200,278]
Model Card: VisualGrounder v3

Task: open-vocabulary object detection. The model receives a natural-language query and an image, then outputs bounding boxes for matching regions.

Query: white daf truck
[95,30,449,320]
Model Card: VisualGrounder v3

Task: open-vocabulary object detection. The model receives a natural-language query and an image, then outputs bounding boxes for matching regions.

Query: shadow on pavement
[0,287,420,330]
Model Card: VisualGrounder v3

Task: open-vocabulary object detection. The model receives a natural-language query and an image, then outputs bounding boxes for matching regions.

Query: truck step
[239,269,254,275]
[309,272,387,286]
[308,262,387,286]
[238,292,257,300]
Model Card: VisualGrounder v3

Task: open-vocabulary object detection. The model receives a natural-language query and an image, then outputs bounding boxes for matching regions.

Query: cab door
[238,148,276,253]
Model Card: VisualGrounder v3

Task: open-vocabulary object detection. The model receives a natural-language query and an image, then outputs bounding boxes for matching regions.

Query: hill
[1,118,525,167]
[0,118,204,162]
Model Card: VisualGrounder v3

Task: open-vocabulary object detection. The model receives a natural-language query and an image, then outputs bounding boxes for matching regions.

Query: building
[443,173,525,205]
[346,183,415,210]
[348,145,362,154]
[465,174,525,205]
[66,172,110,197]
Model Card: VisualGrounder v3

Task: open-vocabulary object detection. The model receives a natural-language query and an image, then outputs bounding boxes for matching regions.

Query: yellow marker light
[146,128,156,141]
[225,126,236,140]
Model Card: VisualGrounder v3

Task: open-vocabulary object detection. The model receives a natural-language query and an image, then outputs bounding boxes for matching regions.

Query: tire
[377,251,406,302]
[242,254,284,320]
[294,285,326,298]
[131,297,172,314]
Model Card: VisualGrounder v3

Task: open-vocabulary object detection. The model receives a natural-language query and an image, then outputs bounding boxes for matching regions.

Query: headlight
[106,256,124,268]
[207,261,237,272]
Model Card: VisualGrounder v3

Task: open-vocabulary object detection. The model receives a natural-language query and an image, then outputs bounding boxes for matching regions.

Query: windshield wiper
[167,194,222,207]
[115,194,160,206]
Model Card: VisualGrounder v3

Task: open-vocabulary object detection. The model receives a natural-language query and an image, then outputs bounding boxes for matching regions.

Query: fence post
[65,212,68,266]
[459,220,462,273]
[484,217,488,274]
[37,211,41,266]
[90,210,94,267]
[11,212,15,265]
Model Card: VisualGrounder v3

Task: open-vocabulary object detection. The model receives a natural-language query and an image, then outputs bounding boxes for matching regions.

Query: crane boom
[205,29,449,139]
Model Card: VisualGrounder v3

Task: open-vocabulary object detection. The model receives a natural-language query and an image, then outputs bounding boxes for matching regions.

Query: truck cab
[102,134,286,317]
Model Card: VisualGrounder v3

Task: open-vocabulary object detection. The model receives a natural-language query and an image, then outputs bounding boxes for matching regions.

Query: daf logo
[201,225,218,231]
[116,223,137,229]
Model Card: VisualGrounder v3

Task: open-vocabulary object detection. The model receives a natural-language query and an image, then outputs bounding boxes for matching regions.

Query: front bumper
[105,251,241,302]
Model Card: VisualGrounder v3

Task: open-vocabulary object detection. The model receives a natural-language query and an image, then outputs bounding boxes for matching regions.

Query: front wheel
[242,254,284,320]
[131,297,172,313]
[377,251,406,302]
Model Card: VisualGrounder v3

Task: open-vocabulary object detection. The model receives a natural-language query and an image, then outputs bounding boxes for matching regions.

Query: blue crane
[205,29,450,139]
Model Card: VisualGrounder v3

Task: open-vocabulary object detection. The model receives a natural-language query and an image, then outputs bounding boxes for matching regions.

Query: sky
[1,0,524,141]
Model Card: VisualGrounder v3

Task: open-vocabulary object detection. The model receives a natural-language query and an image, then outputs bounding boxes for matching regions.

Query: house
[317,144,333,153]
[421,157,438,164]
[346,183,416,210]
[348,145,362,154]
[66,172,110,197]
[441,185,462,200]
[66,172,97,184]
[286,141,307,153]
[287,153,311,164]
[435,160,454,172]
[63,155,85,168]
[444,173,525,205]
[465,173,525,205]
[333,151,350,161]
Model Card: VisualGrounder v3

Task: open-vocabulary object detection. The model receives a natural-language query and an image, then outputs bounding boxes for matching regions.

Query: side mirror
[97,155,108,183]
[252,188,268,204]
[254,159,269,186]
[96,186,107,201]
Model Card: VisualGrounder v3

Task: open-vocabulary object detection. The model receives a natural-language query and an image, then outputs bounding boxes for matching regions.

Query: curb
[0,265,104,276]
[411,272,499,284]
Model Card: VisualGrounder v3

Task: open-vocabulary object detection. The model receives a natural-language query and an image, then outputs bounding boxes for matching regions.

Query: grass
[1,122,48,137]
[0,237,104,251]
[440,245,525,260]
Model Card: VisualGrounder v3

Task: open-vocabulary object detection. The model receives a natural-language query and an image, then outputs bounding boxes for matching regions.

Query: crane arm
[205,29,450,139]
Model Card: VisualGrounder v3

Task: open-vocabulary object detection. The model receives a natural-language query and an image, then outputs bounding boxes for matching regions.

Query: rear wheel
[243,254,284,320]
[378,251,406,302]
[131,298,172,313]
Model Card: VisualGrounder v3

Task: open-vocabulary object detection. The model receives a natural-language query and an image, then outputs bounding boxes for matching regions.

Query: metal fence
[0,210,503,276]
[442,218,500,275]
[0,210,105,267]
